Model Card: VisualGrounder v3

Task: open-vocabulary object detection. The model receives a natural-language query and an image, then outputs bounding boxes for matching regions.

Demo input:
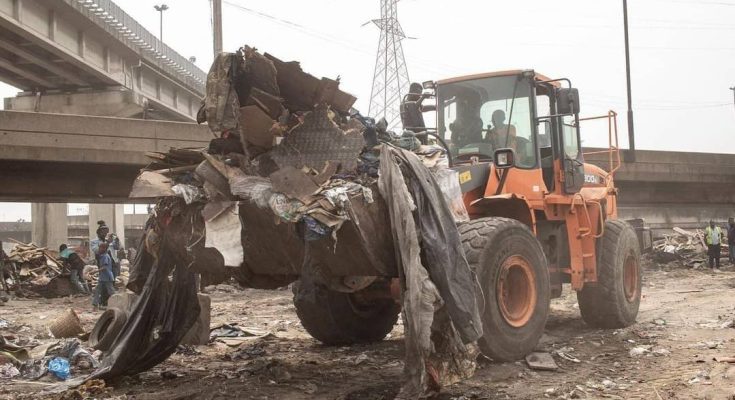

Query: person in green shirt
[705,220,724,271]
[59,244,90,295]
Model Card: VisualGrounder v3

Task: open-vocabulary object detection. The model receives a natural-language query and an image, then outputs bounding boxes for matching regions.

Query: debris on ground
[1,266,735,398]
[47,357,70,380]
[629,346,651,357]
[652,227,730,267]
[525,352,559,371]
[48,308,84,339]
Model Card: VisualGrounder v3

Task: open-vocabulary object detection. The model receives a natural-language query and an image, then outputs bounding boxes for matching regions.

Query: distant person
[90,220,109,261]
[91,221,120,278]
[487,110,517,151]
[0,240,10,294]
[705,220,724,271]
[728,218,735,265]
[59,244,90,295]
[92,241,115,309]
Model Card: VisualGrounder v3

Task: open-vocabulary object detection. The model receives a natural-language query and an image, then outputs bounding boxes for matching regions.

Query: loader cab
[430,70,584,196]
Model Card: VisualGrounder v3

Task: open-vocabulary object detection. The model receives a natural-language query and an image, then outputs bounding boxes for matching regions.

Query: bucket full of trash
[49,308,84,338]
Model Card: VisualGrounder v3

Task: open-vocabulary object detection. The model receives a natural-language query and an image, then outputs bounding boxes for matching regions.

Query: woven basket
[49,308,83,338]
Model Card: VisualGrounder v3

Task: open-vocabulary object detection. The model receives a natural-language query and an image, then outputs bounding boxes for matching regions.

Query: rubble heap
[5,240,64,290]
[652,227,730,267]
[115,45,479,397]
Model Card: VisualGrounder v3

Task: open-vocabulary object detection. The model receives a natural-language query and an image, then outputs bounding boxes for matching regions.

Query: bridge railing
[65,0,206,95]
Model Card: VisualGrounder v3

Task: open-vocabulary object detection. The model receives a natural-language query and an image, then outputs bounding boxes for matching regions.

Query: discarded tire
[460,217,550,362]
[293,280,400,345]
[577,220,641,328]
[88,307,128,352]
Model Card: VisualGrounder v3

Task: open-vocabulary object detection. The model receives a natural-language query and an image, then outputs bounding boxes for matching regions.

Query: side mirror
[494,148,516,169]
[557,88,580,115]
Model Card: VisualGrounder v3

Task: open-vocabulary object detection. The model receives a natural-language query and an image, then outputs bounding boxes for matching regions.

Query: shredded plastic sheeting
[204,203,244,267]
[378,145,481,398]
[89,205,201,381]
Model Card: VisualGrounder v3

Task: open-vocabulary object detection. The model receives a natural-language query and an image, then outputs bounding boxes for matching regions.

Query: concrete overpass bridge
[1,109,733,235]
[586,150,735,234]
[0,110,210,203]
[0,0,205,121]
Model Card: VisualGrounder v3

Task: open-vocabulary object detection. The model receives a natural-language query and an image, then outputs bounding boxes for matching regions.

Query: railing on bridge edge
[66,0,206,95]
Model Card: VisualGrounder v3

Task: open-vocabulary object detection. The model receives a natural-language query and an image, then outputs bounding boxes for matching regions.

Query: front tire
[577,220,642,328]
[293,280,400,345]
[459,217,550,361]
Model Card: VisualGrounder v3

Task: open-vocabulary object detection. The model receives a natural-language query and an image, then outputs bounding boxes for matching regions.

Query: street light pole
[623,0,636,162]
[212,0,223,56]
[730,87,735,114]
[154,4,169,42]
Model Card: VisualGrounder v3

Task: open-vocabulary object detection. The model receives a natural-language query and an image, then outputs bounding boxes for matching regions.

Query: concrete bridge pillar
[31,203,67,250]
[88,204,126,248]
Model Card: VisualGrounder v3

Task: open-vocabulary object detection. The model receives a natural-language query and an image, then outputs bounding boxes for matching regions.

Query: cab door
[561,119,584,194]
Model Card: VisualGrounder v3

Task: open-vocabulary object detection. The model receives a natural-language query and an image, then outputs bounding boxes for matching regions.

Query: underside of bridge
[0,0,205,121]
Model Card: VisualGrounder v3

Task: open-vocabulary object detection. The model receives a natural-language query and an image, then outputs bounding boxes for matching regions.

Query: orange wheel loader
[397,69,649,360]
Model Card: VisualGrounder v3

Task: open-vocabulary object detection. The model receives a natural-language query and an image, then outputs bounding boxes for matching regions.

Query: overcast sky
[1,0,734,221]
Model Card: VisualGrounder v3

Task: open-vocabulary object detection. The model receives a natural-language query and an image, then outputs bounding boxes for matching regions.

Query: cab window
[438,75,537,168]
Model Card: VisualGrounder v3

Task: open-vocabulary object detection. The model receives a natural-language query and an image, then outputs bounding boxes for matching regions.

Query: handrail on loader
[580,110,621,181]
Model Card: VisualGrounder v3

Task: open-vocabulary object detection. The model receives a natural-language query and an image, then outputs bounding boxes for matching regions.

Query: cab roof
[436,70,559,87]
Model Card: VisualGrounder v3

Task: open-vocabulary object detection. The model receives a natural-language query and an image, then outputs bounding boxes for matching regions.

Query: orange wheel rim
[623,254,639,302]
[497,255,537,328]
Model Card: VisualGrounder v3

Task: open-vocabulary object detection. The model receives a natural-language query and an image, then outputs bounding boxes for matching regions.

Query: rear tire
[459,217,550,361]
[577,220,641,328]
[293,280,400,345]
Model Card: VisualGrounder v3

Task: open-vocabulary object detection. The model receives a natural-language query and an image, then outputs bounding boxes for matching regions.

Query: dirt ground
[2,259,735,400]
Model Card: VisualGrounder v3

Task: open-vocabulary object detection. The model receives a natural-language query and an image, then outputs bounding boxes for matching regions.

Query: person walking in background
[59,244,90,295]
[91,220,120,278]
[728,217,735,265]
[705,220,724,271]
[92,242,115,308]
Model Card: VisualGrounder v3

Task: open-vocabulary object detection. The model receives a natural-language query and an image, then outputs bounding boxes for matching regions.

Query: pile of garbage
[4,240,68,295]
[0,336,98,381]
[118,45,480,397]
[652,227,730,267]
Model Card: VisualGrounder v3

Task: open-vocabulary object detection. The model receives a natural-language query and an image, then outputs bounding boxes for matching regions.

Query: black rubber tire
[459,217,550,362]
[89,307,128,352]
[292,281,400,346]
[577,220,642,328]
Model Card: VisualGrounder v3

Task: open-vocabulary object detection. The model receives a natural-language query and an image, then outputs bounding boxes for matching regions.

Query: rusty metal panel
[269,104,363,172]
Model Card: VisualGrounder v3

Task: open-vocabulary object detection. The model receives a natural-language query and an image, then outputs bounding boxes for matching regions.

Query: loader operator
[705,220,724,271]
[487,110,517,151]
[448,97,484,149]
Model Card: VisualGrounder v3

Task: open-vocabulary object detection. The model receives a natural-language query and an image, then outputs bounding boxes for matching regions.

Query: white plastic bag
[432,169,470,223]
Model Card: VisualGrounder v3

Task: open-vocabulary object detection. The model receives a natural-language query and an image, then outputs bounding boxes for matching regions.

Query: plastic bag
[432,169,470,223]
[172,184,206,204]
[48,357,70,380]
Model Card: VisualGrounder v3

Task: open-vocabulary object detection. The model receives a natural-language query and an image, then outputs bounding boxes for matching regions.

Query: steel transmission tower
[368,0,410,130]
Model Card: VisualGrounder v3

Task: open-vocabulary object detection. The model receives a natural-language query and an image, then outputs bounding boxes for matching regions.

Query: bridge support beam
[4,89,149,119]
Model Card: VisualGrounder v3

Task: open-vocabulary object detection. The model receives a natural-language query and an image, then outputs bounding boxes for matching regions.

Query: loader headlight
[494,148,516,169]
